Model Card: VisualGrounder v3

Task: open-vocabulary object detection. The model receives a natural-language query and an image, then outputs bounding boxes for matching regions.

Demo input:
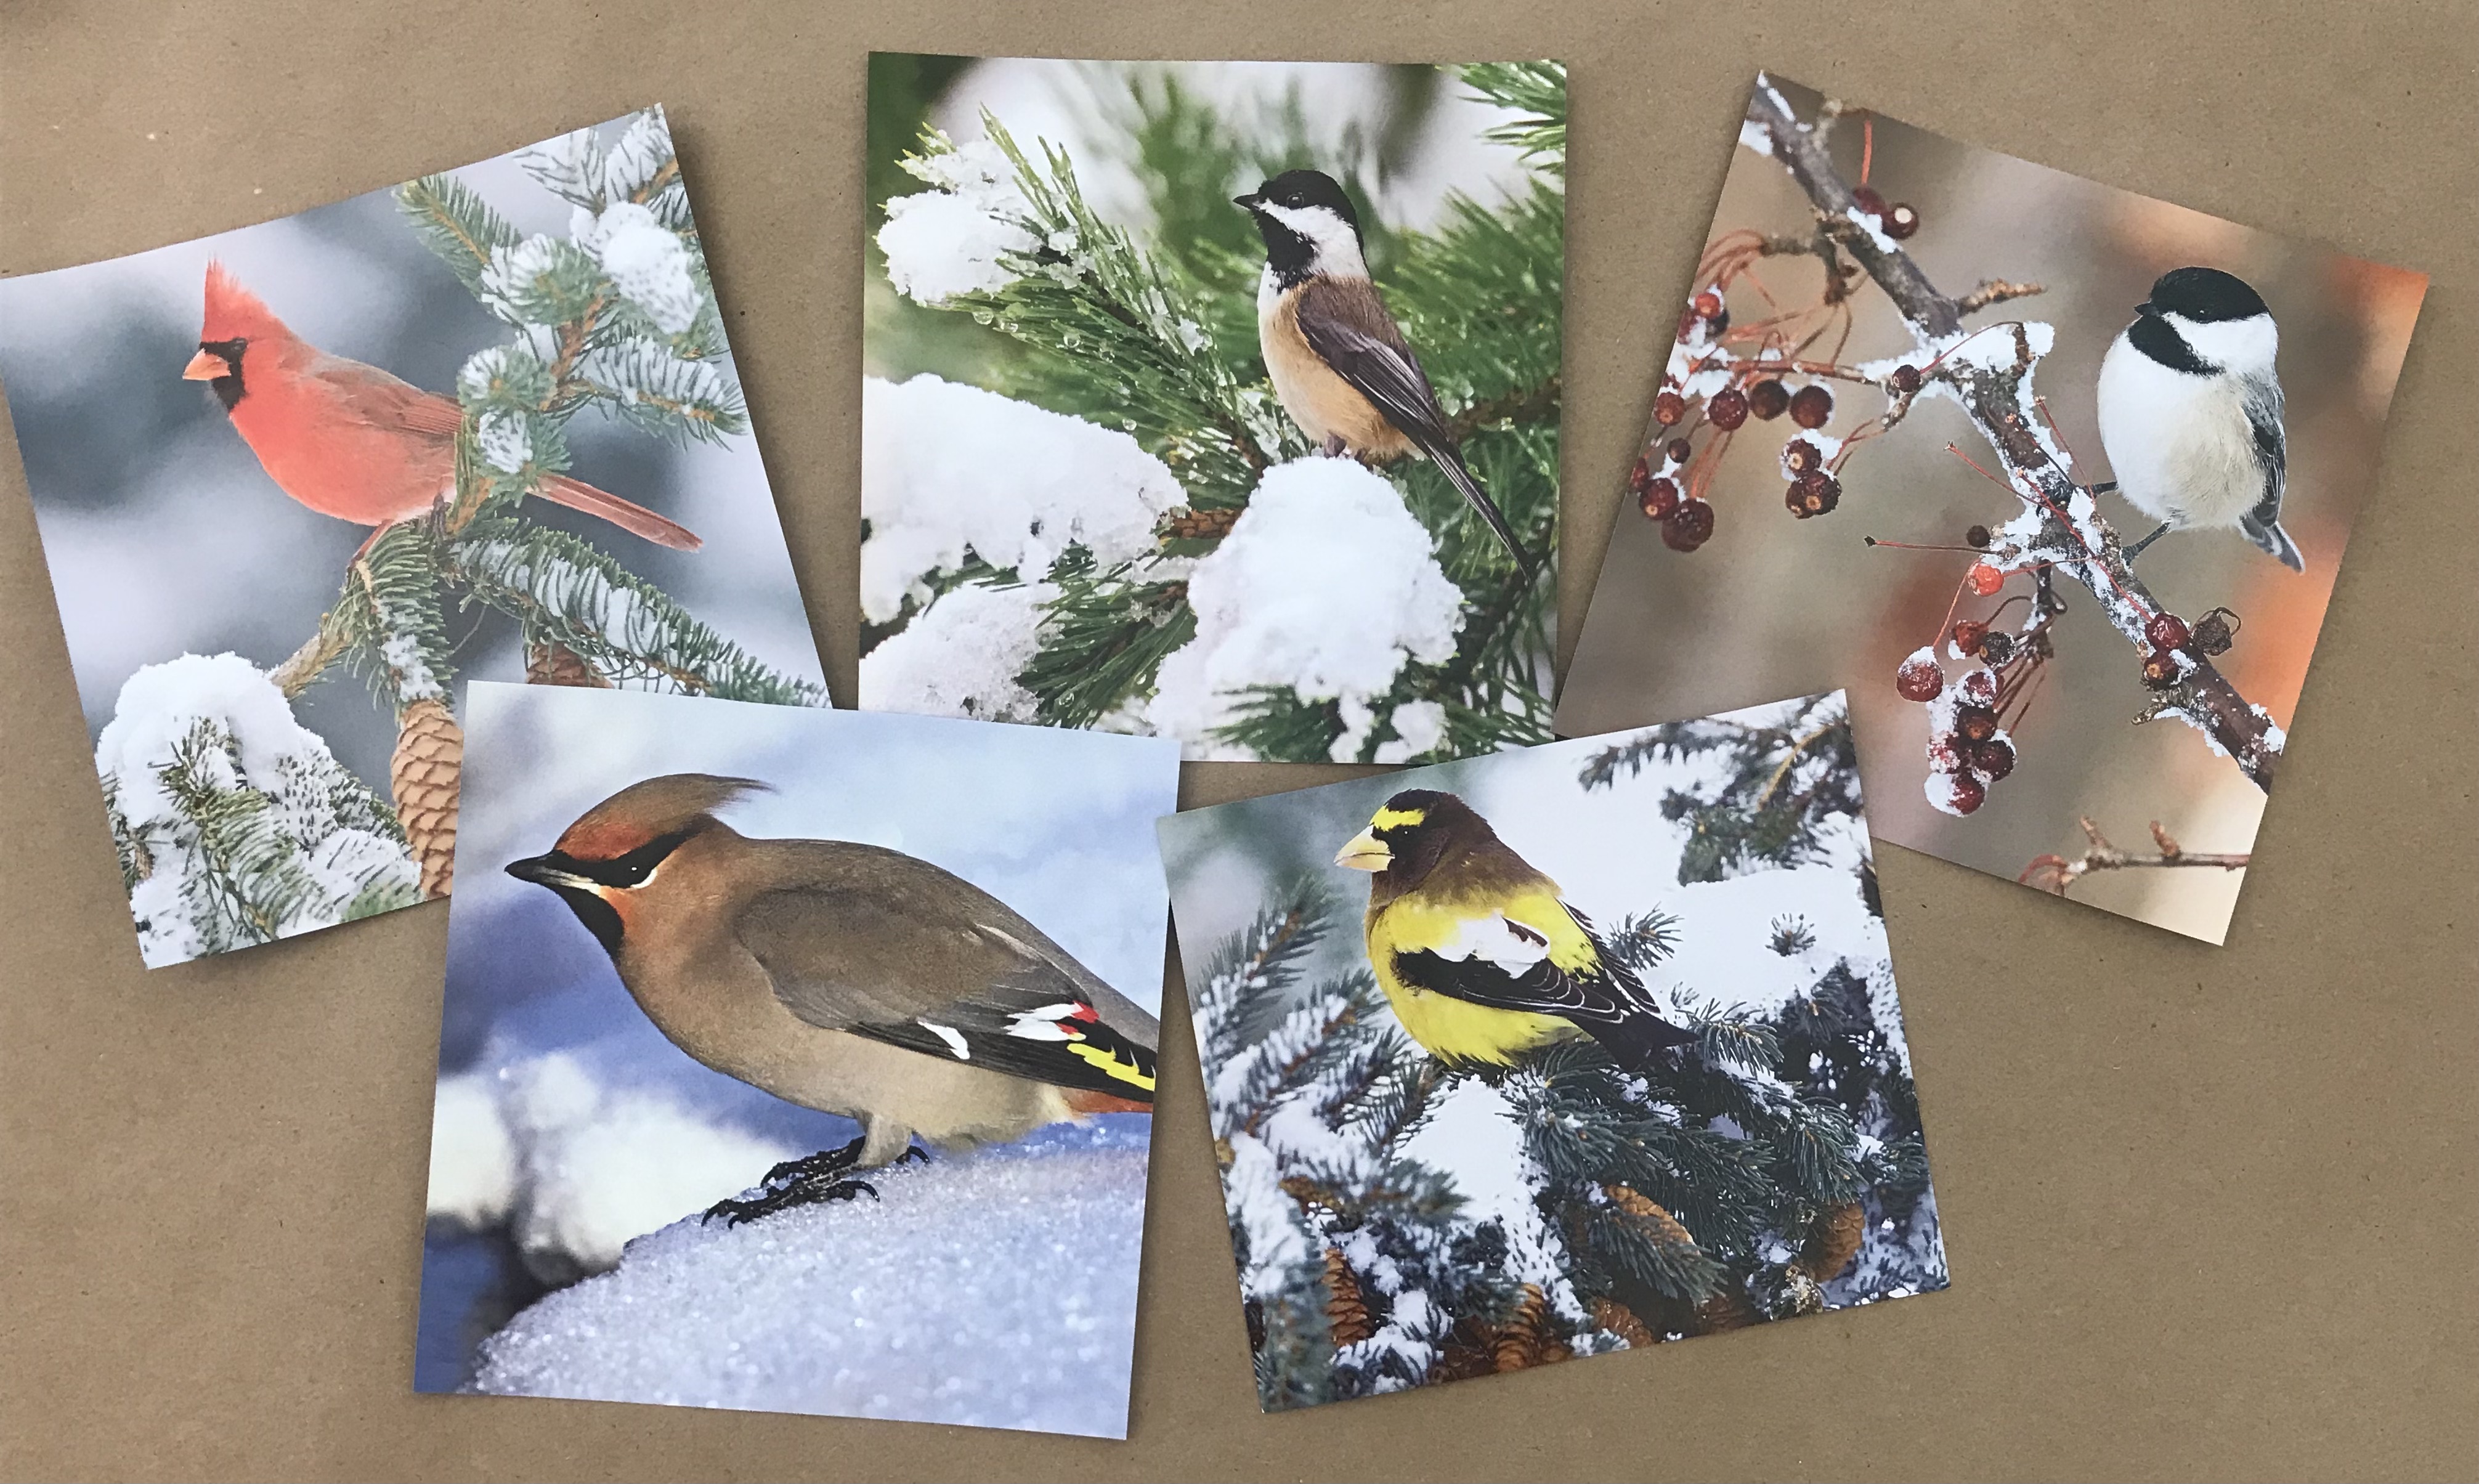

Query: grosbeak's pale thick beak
[181,348,229,381]
[1334,829,1391,872]
[506,853,597,891]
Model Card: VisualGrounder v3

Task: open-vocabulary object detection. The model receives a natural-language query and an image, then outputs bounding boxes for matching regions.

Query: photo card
[415,684,1179,1437]
[1158,690,1946,1410]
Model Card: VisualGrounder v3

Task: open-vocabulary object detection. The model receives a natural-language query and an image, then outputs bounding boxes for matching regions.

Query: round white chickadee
[2094,266,2301,572]
[1234,169,1530,572]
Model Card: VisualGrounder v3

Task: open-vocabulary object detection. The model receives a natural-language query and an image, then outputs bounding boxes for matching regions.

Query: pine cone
[1488,1284,1573,1372]
[1795,1201,1867,1283]
[525,640,612,688]
[1590,1296,1657,1348]
[1602,1183,1698,1249]
[1323,1248,1373,1348]
[1693,1286,1759,1334]
[391,697,463,899]
[1158,506,1242,543]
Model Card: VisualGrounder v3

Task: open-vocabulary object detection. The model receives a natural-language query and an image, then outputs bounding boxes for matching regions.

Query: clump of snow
[1147,458,1463,760]
[859,580,1058,723]
[1653,866,1891,1019]
[859,375,1183,623]
[483,1053,803,1284]
[96,652,419,968]
[467,1117,1149,1438]
[1402,1078,1588,1325]
[428,1074,519,1230]
[1376,699,1448,764]
[477,234,569,323]
[475,410,530,474]
[574,201,704,335]
[878,138,1038,307]
[1225,1132,1316,1301]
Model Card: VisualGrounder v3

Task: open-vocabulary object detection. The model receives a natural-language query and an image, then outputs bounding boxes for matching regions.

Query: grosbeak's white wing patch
[1430,912,1554,975]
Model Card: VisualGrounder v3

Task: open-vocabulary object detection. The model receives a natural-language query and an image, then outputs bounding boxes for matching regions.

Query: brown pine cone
[1323,1248,1373,1348]
[1602,1183,1698,1249]
[1795,1201,1867,1283]
[525,640,612,688]
[1590,1296,1657,1348]
[1693,1286,1759,1334]
[391,697,463,899]
[1489,1284,1572,1371]
[1158,506,1242,543]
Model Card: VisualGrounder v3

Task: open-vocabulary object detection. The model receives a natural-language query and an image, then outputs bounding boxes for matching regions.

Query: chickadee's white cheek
[2175,314,2279,372]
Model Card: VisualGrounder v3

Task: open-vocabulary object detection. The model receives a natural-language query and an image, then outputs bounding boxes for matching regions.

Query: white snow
[859,375,1183,624]
[476,410,530,474]
[859,579,1057,723]
[428,1073,519,1230]
[1146,458,1463,760]
[468,1118,1148,1438]
[478,234,567,325]
[95,652,420,967]
[1225,1131,1317,1301]
[1375,699,1448,764]
[1649,866,1891,1021]
[878,138,1038,307]
[574,201,704,335]
[1401,1077,1588,1323]
[490,1052,803,1283]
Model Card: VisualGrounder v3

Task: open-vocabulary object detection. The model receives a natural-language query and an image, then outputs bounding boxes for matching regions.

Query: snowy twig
[270,610,354,698]
[2018,816,2249,895]
[1746,81,2281,789]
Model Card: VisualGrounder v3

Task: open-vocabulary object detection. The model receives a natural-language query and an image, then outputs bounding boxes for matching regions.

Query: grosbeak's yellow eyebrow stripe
[1371,806,1427,830]
[1071,1042,1156,1092]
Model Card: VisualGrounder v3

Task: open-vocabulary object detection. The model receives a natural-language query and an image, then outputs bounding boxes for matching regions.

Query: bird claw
[702,1175,880,1228]
[758,1133,867,1188]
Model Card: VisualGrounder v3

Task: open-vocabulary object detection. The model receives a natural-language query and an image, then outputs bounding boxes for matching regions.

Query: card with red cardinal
[0,107,827,968]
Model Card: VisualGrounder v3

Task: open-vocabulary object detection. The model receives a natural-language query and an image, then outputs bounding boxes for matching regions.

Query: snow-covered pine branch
[98,653,420,967]
[1740,79,2284,790]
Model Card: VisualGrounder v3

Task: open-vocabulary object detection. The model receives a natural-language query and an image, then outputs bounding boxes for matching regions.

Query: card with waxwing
[417,682,1179,1435]
[1557,73,2427,944]
[1158,690,1946,1409]
[859,55,1562,762]
[0,108,826,969]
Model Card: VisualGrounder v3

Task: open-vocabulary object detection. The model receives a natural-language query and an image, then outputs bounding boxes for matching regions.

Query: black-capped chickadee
[1234,169,1530,571]
[2094,266,2301,572]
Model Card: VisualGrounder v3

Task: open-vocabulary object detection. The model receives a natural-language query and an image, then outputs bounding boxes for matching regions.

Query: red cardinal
[181,262,700,551]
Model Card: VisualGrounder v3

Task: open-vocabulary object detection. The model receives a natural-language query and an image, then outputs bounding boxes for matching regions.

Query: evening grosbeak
[2095,266,2299,571]
[1235,169,1531,572]
[183,262,700,554]
[1336,789,1695,1071]
[506,774,1158,1222]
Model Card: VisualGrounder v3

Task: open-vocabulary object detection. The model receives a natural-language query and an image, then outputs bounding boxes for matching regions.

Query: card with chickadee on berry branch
[859,57,1563,763]
[0,109,828,969]
[418,683,1178,1434]
[1557,74,2426,943]
[1158,691,1945,1409]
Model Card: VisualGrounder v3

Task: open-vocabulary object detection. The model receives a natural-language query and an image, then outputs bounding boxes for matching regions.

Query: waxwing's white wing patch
[918,1020,970,1060]
[1004,1002,1091,1041]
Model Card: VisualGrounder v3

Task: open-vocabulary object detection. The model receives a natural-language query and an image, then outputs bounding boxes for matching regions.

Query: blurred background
[416,684,1177,1390]
[0,120,827,803]
[1556,78,2425,942]
[864,55,1544,388]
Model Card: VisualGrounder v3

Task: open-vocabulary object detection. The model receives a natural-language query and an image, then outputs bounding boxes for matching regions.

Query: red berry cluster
[1848,185,1921,240]
[1902,654,2013,816]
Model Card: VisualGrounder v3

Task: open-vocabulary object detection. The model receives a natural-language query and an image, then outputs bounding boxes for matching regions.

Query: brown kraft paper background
[2,2,2472,1480]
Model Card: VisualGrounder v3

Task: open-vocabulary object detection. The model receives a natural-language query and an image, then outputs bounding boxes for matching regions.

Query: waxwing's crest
[553,773,771,862]
[200,261,293,343]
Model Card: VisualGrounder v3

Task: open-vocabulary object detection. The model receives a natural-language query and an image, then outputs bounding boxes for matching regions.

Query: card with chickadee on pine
[0,109,829,970]
[1157,690,1946,1409]
[859,57,1564,762]
[416,683,1179,1435]
[1557,74,2427,944]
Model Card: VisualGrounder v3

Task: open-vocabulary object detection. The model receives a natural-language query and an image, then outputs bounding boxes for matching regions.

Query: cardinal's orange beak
[181,347,229,381]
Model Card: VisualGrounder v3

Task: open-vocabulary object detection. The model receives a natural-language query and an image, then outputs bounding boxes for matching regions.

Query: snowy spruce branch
[1737,81,2284,792]
[863,65,1562,762]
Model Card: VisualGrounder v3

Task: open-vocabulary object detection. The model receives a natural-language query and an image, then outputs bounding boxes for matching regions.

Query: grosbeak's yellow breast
[1365,883,1599,1067]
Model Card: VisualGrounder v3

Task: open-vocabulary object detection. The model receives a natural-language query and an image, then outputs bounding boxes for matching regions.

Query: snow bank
[1148,458,1463,760]
[96,652,419,967]
[859,375,1183,624]
[877,138,1037,306]
[426,1053,801,1286]
[468,1117,1148,1438]
[1653,866,1892,1021]
[859,579,1058,723]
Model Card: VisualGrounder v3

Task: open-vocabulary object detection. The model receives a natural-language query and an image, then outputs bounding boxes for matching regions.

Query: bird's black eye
[567,829,693,889]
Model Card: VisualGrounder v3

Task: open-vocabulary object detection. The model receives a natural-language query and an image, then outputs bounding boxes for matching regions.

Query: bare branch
[2019,816,2250,895]
[1956,279,2045,315]
[1744,80,2282,790]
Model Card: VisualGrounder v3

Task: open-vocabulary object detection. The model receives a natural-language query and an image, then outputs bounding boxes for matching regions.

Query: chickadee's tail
[537,474,704,551]
[1416,436,1534,575]
[2243,515,2305,574]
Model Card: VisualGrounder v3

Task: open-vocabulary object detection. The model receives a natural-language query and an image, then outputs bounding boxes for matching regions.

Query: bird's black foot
[702,1174,878,1228]
[2121,520,2170,564]
[1321,433,1348,458]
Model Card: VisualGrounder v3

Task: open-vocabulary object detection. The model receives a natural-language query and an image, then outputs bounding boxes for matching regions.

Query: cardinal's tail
[536,474,703,551]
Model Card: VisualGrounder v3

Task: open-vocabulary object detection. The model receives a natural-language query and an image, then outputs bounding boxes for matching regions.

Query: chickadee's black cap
[2146,266,2268,323]
[1236,168,1360,232]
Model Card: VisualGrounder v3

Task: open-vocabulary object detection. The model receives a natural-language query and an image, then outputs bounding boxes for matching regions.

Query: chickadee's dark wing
[1390,904,1694,1070]
[1295,278,1532,569]
[735,856,1159,1101]
[2236,375,2302,571]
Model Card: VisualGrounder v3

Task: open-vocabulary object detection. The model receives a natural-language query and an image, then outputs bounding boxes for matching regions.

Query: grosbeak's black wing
[1390,906,1694,1069]
[736,862,1158,1103]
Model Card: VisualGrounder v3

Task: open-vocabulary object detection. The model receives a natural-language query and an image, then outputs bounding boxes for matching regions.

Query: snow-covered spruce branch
[1579,695,1868,885]
[2019,816,2250,895]
[1743,82,2282,789]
